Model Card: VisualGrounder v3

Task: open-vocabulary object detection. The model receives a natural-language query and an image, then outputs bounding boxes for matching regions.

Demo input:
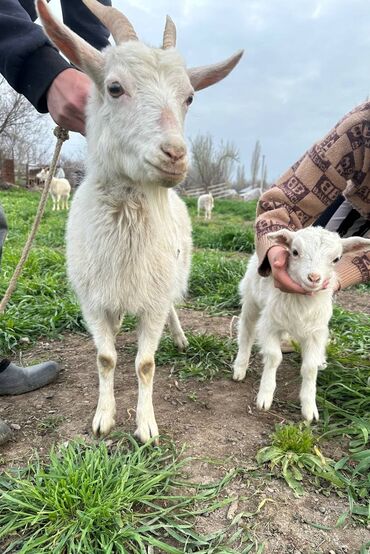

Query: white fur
[197,193,214,220]
[37,168,71,211]
[233,226,370,422]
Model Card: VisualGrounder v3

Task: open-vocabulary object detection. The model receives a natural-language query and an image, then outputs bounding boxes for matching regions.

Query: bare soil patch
[0,303,369,553]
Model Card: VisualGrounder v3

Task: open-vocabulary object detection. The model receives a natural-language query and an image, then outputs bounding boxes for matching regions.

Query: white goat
[197,192,214,220]
[37,167,71,211]
[37,0,242,443]
[233,227,370,422]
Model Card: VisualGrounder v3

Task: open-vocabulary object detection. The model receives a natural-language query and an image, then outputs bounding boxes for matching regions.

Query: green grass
[189,250,246,314]
[148,332,237,381]
[192,223,255,253]
[183,197,257,221]
[183,197,256,253]
[0,436,248,554]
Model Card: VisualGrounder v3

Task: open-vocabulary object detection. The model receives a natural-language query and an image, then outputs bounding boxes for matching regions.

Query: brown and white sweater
[256,101,370,289]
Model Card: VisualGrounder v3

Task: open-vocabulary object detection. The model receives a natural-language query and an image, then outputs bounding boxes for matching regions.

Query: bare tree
[187,134,239,191]
[0,78,50,182]
[261,160,268,191]
[234,163,248,191]
[250,139,261,188]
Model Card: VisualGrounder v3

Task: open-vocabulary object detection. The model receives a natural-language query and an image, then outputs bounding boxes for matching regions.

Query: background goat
[37,0,242,443]
[197,192,214,220]
[233,226,370,422]
[37,167,71,211]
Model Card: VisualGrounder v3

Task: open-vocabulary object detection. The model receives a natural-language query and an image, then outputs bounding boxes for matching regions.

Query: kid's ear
[36,0,104,86]
[267,228,295,246]
[188,50,244,91]
[341,236,370,254]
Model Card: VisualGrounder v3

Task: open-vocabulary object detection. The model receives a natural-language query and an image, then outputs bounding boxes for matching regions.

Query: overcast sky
[50,0,370,183]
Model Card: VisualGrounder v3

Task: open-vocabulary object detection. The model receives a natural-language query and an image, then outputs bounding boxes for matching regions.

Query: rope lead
[0,126,69,313]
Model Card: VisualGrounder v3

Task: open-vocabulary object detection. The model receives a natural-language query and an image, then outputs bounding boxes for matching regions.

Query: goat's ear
[341,236,370,254]
[266,229,295,246]
[187,50,244,91]
[36,0,104,86]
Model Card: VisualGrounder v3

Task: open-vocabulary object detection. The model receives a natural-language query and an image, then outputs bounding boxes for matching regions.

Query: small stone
[10,423,21,431]
[319,506,326,514]
[19,337,30,344]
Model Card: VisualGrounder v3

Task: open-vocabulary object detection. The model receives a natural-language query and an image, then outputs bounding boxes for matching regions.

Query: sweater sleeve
[255,102,370,288]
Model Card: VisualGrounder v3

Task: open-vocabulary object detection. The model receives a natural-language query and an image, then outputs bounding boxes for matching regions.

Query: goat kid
[197,193,214,220]
[233,226,370,422]
[37,0,243,443]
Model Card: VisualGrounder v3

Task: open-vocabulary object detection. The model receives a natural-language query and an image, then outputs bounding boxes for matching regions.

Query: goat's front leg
[52,196,56,211]
[300,329,328,422]
[135,309,168,444]
[84,310,118,437]
[256,328,282,411]
[167,305,188,350]
[233,296,259,381]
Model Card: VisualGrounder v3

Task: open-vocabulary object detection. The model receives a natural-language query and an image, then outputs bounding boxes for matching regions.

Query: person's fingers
[274,270,308,294]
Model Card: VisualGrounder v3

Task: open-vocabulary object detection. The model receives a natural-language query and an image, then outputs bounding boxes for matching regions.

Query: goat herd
[35,0,370,444]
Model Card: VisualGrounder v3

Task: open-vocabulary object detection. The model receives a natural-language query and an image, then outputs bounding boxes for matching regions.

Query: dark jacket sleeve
[0,0,111,114]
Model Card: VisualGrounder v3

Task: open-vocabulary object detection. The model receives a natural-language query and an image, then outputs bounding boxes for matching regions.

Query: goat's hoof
[174,334,189,351]
[92,409,116,437]
[256,391,273,411]
[134,420,159,445]
[233,364,248,381]
[301,403,319,422]
[318,360,327,370]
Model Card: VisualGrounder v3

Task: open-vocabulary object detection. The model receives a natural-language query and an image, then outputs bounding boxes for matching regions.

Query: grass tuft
[155,332,237,380]
[0,436,242,554]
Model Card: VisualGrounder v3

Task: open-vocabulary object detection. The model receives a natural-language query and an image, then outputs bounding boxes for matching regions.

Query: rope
[0,126,69,313]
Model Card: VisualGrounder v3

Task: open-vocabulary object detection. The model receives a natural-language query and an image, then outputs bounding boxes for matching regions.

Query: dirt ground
[0,289,369,553]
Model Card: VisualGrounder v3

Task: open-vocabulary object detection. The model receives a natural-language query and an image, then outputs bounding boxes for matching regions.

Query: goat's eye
[107,81,125,98]
[186,94,194,106]
[292,249,299,257]
[333,256,341,263]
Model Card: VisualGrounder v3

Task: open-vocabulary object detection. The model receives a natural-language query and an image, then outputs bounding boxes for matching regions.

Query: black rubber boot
[0,418,12,445]
[0,359,59,395]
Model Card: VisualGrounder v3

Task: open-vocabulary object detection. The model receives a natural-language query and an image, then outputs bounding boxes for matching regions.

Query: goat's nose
[308,272,321,283]
[160,142,186,162]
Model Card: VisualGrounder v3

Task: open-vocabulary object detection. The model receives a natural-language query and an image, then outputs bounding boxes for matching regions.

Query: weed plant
[256,424,344,497]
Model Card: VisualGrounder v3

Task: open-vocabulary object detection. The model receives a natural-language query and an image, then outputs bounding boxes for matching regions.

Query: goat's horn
[162,15,176,49]
[82,0,138,44]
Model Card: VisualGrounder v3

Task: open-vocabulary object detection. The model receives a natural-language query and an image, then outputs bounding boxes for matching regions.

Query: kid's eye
[292,249,299,257]
[333,257,340,263]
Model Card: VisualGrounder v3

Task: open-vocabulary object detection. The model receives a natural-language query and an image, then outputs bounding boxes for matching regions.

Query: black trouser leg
[0,204,8,267]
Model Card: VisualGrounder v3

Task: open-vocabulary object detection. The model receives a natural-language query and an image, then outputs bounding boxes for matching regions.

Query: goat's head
[36,0,243,188]
[267,227,370,292]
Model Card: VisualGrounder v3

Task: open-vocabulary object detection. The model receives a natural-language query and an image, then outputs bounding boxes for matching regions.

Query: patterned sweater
[256,101,370,289]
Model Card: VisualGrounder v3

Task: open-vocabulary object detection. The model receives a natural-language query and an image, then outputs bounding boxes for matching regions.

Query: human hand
[46,68,92,134]
[267,245,330,295]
